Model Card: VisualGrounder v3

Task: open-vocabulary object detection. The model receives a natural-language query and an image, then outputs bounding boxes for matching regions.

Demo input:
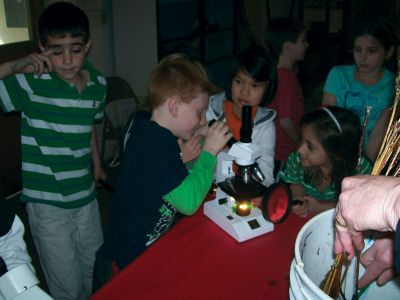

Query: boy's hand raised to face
[9,48,55,75]
[203,121,233,156]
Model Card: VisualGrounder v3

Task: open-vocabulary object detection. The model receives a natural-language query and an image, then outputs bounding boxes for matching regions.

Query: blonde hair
[144,54,215,110]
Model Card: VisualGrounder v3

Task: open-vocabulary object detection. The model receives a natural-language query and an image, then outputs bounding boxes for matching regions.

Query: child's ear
[282,41,292,53]
[385,45,395,60]
[167,96,181,117]
[85,39,93,55]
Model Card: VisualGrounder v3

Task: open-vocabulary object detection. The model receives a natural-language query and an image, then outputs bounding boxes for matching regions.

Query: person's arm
[365,108,391,163]
[322,92,337,106]
[279,117,300,144]
[165,121,232,215]
[289,185,336,218]
[91,127,106,183]
[289,184,310,217]
[0,49,54,80]
[164,151,216,215]
[297,195,336,217]
[281,151,336,217]
[322,67,339,106]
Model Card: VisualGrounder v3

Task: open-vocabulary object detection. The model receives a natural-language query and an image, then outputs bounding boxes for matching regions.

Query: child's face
[353,35,391,74]
[174,92,209,140]
[297,124,331,169]
[40,35,90,85]
[288,31,308,62]
[231,69,268,113]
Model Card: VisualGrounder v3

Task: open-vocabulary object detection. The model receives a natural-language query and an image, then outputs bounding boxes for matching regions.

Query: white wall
[112,0,158,98]
[86,0,115,77]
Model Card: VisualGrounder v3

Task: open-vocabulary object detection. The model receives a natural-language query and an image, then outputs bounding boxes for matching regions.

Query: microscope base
[204,199,274,242]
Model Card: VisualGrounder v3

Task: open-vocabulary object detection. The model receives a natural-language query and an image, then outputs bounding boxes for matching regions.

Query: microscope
[203,105,274,242]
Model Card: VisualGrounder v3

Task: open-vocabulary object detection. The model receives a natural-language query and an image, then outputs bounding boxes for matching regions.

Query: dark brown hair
[302,106,361,194]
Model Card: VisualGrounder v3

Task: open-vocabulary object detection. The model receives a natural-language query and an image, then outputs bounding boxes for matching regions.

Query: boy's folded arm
[0,61,14,80]
[164,151,216,215]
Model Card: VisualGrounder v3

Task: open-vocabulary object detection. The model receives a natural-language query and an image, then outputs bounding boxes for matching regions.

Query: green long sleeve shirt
[164,151,216,215]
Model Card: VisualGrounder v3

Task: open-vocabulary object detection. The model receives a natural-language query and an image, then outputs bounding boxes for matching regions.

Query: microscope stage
[204,198,274,242]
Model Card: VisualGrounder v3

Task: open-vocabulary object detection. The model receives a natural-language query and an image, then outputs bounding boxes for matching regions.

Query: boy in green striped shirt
[0,2,106,299]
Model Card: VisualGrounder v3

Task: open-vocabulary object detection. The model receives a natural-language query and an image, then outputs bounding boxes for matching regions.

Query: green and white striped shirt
[0,61,106,208]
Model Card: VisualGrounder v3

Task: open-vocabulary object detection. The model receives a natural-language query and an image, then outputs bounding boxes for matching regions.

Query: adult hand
[358,234,396,288]
[334,175,400,259]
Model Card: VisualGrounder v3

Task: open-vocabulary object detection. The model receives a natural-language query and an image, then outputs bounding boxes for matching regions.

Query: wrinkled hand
[179,135,202,163]
[358,234,396,288]
[334,175,400,259]
[10,48,55,75]
[202,121,232,156]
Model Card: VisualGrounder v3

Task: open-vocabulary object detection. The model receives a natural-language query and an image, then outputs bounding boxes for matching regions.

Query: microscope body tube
[240,105,252,143]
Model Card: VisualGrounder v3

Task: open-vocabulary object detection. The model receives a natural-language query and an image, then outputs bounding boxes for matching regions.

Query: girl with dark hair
[280,106,372,217]
[205,45,278,186]
[323,19,398,163]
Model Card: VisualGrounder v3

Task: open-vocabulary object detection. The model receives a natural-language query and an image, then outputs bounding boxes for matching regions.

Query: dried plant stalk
[357,106,371,173]
[320,253,350,298]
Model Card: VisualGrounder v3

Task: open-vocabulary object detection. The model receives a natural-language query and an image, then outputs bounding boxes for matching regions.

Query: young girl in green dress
[280,106,372,217]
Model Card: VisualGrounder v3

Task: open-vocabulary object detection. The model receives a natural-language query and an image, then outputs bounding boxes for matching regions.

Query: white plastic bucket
[289,208,400,299]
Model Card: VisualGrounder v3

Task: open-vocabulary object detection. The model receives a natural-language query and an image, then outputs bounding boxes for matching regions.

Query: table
[91,204,309,300]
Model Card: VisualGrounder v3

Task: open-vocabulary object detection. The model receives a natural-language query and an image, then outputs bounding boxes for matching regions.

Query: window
[0,0,43,63]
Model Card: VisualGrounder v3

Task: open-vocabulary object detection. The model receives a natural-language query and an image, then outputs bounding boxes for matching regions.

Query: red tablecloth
[92,204,309,300]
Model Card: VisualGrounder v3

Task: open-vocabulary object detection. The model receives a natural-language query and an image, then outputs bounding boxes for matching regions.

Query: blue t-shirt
[324,65,395,146]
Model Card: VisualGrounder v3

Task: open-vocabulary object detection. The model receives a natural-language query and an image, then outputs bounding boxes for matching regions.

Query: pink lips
[239,99,247,106]
[299,155,308,164]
